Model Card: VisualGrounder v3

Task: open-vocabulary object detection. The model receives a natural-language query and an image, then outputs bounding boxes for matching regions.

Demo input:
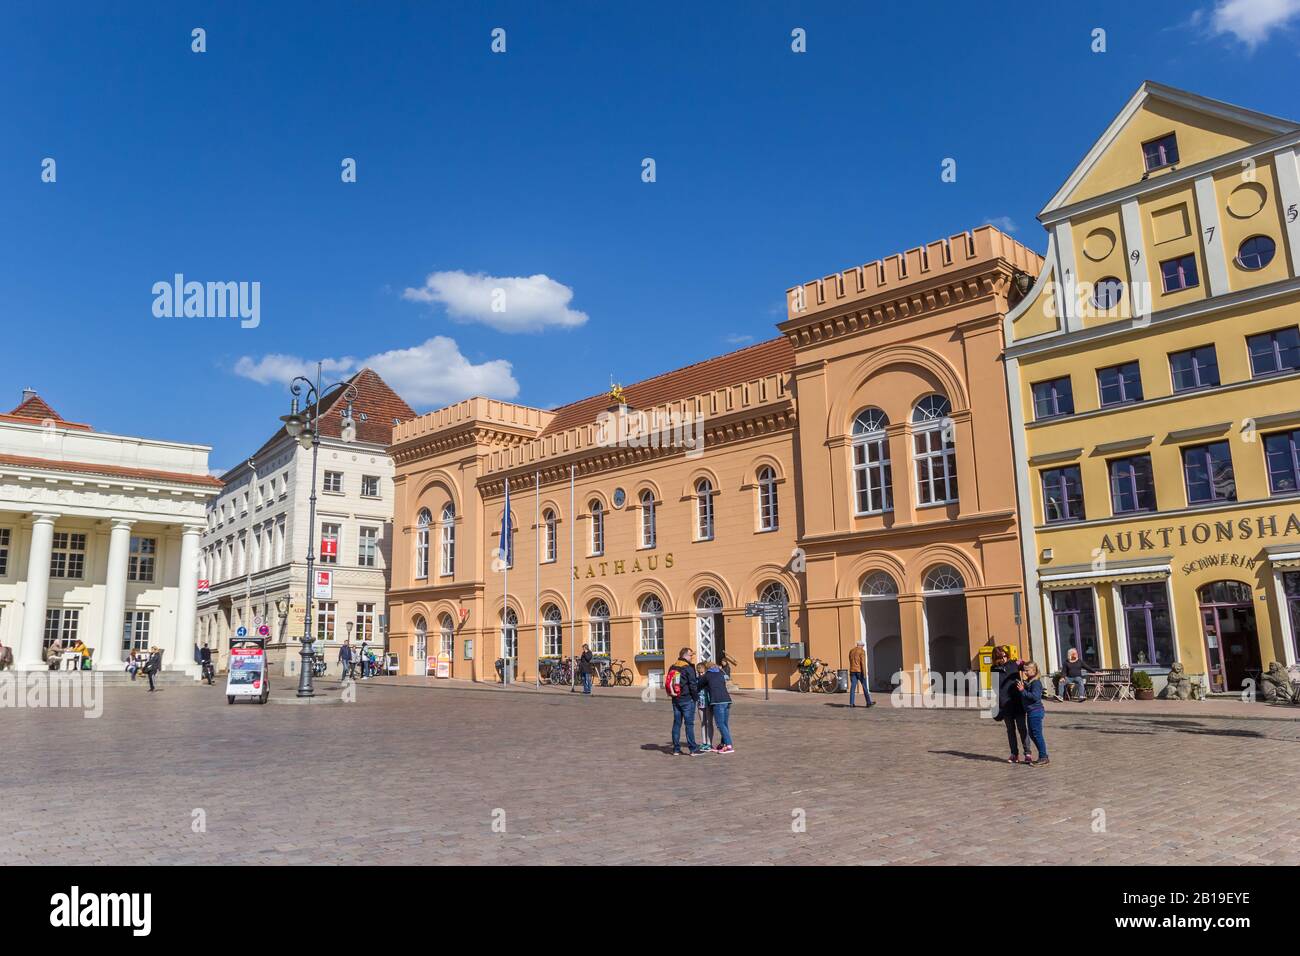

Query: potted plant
[1132,669,1154,700]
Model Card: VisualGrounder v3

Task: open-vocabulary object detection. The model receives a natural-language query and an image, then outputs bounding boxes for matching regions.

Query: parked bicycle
[796,657,839,693]
[605,658,633,686]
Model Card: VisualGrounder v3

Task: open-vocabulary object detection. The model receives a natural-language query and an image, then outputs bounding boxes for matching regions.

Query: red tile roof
[2,393,92,431]
[542,337,794,436]
[0,453,223,489]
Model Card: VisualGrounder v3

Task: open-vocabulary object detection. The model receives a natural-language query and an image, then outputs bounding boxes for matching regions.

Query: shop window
[1121,583,1176,667]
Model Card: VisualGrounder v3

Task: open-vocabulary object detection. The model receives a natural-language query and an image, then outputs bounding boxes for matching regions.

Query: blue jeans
[712,702,733,747]
[849,672,872,706]
[1058,676,1086,700]
[582,671,592,694]
[1027,708,1048,759]
[671,699,698,752]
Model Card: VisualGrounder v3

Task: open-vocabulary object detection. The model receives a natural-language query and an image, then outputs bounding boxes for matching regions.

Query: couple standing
[665,647,734,755]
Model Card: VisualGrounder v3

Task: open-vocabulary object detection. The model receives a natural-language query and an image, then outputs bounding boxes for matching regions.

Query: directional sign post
[744,601,787,702]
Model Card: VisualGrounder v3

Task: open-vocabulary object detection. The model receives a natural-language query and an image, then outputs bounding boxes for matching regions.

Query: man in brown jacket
[848,639,874,708]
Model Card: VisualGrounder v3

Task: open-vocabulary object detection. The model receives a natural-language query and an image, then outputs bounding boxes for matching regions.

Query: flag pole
[534,470,541,688]
[569,463,576,692]
[502,478,509,685]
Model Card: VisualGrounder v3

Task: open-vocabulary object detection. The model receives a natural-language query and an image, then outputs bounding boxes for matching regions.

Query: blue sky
[3,0,1298,470]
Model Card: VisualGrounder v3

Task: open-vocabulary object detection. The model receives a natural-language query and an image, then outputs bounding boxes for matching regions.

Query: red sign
[197,579,210,594]
[320,538,337,557]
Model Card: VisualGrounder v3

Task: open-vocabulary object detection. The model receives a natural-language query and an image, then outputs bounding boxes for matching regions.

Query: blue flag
[500,481,512,567]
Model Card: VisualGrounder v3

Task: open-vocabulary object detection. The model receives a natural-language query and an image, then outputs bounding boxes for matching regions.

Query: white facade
[0,395,217,674]
[197,434,396,677]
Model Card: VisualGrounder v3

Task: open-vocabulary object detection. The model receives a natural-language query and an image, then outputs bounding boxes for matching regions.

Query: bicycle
[608,658,633,686]
[796,658,839,693]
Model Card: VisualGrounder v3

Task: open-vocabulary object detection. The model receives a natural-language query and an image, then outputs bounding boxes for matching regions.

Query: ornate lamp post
[280,363,358,697]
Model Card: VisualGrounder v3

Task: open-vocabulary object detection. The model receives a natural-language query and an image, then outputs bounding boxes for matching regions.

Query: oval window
[1091,276,1124,310]
[1236,235,1276,271]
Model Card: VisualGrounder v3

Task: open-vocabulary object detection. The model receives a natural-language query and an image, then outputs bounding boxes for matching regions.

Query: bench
[1085,667,1133,701]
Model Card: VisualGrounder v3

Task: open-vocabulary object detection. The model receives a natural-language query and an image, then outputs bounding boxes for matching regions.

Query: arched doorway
[923,564,970,685]
[500,608,518,661]
[860,571,902,691]
[412,615,427,675]
[695,588,725,664]
[1198,580,1261,694]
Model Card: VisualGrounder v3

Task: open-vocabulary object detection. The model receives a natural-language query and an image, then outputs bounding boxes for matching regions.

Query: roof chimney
[21,387,37,404]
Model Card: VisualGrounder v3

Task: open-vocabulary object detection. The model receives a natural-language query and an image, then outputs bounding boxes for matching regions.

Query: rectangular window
[355,603,375,643]
[275,517,286,563]
[1168,345,1220,392]
[43,608,80,652]
[122,610,152,653]
[357,526,378,568]
[1264,430,1300,495]
[1159,254,1199,293]
[1248,327,1300,377]
[1097,362,1144,407]
[1041,465,1085,523]
[128,536,157,583]
[1108,455,1157,514]
[323,471,343,493]
[1182,441,1237,505]
[1142,132,1179,171]
[361,475,379,497]
[1050,590,1101,670]
[0,527,9,576]
[50,532,87,579]
[853,435,893,514]
[1031,377,1075,420]
[320,523,339,565]
[913,427,958,505]
[1121,583,1176,667]
[316,601,336,642]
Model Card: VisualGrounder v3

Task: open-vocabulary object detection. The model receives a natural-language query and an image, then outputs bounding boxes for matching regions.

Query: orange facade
[387,226,1042,690]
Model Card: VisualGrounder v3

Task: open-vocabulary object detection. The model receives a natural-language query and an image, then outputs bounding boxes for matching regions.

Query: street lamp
[281,363,359,697]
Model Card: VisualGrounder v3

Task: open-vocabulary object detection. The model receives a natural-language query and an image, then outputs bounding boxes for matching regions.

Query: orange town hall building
[387,226,1044,689]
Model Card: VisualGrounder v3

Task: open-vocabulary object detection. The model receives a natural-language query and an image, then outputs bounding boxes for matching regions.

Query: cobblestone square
[3,681,1299,865]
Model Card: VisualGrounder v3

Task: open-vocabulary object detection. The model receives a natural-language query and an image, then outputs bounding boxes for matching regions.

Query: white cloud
[232,336,519,408]
[1206,0,1300,47]
[402,270,589,333]
[724,333,754,345]
[984,215,1019,233]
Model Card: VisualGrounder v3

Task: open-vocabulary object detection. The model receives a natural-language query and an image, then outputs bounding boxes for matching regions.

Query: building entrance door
[696,589,725,664]
[1197,581,1261,694]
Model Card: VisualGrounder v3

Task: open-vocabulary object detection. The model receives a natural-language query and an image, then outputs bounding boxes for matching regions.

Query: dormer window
[1142,133,1179,172]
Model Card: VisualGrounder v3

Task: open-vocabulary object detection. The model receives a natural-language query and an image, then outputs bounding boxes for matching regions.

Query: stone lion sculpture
[1260,661,1297,703]
[1160,661,1195,700]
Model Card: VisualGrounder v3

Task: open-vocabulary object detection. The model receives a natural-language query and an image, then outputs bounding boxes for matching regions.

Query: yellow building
[1005,82,1300,694]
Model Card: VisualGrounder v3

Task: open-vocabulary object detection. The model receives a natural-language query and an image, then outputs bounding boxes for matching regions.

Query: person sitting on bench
[1057,648,1088,701]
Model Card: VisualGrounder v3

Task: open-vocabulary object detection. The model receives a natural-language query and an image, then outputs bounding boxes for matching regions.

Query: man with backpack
[665,647,704,755]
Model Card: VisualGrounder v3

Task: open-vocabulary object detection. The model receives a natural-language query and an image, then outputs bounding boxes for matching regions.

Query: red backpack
[663,665,683,698]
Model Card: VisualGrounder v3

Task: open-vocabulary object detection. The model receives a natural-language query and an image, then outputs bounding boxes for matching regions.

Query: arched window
[440,503,456,577]
[438,613,455,657]
[501,607,518,660]
[912,395,958,505]
[639,490,656,548]
[589,499,604,556]
[542,603,563,656]
[852,408,893,514]
[696,588,723,612]
[415,509,432,579]
[639,594,664,654]
[860,571,899,599]
[922,564,966,593]
[588,599,610,655]
[413,615,428,664]
[759,582,790,646]
[757,467,779,531]
[542,508,557,563]
[695,479,714,541]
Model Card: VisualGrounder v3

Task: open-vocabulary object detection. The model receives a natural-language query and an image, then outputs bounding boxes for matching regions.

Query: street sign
[314,569,333,600]
[226,641,268,703]
[320,538,338,558]
[258,625,270,637]
[252,615,264,627]
[236,626,248,638]
[197,579,210,594]
[744,602,764,617]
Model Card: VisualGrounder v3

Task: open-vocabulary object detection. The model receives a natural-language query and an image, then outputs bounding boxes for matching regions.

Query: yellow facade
[1006,82,1300,695]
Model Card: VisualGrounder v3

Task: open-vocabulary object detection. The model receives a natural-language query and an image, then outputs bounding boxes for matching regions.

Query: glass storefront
[1050,588,1101,668]
[1120,582,1176,668]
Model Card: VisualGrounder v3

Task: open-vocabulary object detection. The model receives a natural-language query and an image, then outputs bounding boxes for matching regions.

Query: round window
[612,488,626,508]
[1091,276,1124,310]
[1236,235,1276,271]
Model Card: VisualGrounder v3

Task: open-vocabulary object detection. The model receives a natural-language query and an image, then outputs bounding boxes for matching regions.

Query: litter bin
[835,669,849,693]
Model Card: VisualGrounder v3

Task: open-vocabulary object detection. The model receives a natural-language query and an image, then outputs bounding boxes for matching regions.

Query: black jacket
[579,650,593,675]
[699,667,731,704]
[1062,657,1085,679]
[199,647,211,664]
[667,659,699,702]
[992,662,1024,719]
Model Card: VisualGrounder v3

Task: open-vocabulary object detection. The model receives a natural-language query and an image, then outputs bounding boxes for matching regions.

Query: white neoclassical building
[0,390,221,674]
[197,368,413,677]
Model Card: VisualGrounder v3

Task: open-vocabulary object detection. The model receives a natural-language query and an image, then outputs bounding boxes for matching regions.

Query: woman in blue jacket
[699,662,734,754]
[1017,661,1049,766]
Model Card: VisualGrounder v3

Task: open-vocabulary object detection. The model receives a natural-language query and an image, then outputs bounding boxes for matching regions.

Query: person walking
[579,644,594,695]
[1019,661,1050,766]
[699,659,734,753]
[359,640,371,678]
[991,645,1029,764]
[144,646,163,692]
[1056,647,1088,701]
[338,641,354,681]
[848,638,874,708]
[199,643,214,684]
[665,647,703,755]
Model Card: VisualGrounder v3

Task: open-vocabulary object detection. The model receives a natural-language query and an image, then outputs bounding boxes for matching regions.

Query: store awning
[1037,562,1171,590]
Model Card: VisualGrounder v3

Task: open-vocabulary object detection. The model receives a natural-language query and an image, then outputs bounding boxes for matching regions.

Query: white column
[16,512,59,670]
[97,518,134,670]
[173,524,203,676]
